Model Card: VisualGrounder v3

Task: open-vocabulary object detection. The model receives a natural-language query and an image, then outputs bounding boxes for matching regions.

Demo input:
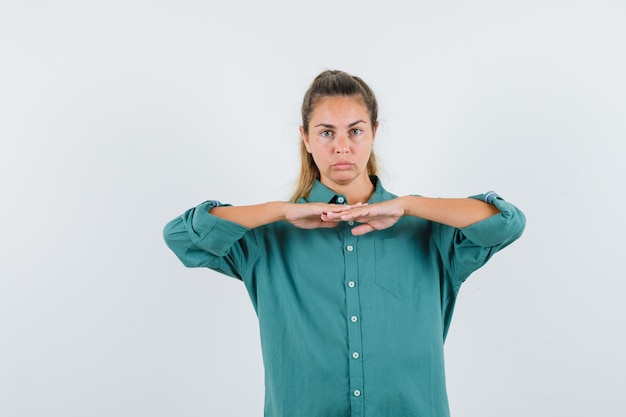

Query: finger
[325,205,354,213]
[340,207,372,221]
[351,223,375,236]
[320,214,341,222]
[323,210,349,219]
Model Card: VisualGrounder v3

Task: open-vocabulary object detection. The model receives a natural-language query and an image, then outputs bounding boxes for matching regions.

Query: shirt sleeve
[162,200,257,280]
[432,192,526,287]
[433,192,525,339]
[460,192,526,249]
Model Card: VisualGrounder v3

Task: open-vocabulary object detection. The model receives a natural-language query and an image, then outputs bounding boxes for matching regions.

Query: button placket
[343,232,364,416]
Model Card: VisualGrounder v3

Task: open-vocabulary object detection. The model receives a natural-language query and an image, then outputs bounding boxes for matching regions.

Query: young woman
[163,70,526,417]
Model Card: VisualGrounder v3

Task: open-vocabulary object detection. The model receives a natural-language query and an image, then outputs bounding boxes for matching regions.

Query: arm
[326,192,522,242]
[163,200,354,274]
[211,201,353,229]
[402,196,500,229]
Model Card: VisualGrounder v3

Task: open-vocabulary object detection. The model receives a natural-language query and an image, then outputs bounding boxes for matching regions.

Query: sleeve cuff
[187,201,250,256]
[461,192,526,247]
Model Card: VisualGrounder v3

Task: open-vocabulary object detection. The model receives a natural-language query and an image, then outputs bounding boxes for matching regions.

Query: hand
[283,202,354,230]
[323,199,406,236]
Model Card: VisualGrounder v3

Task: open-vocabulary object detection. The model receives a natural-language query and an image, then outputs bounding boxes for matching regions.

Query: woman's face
[300,95,377,191]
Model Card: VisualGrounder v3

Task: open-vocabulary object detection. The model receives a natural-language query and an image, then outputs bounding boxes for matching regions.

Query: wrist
[400,196,414,217]
[275,201,290,222]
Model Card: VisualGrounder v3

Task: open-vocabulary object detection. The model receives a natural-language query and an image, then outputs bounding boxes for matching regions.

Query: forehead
[310,96,369,123]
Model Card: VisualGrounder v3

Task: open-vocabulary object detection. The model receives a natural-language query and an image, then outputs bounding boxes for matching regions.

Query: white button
[354,390,361,397]
[337,197,345,203]
[347,281,355,288]
[350,316,358,322]
[346,245,353,251]
[352,352,360,359]
[348,221,354,226]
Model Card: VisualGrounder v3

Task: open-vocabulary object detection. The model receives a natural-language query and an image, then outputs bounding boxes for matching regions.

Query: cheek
[357,140,374,153]
[309,148,332,167]
[310,140,331,153]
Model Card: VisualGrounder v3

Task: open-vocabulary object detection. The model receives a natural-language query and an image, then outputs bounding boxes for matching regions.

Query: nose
[335,134,349,153]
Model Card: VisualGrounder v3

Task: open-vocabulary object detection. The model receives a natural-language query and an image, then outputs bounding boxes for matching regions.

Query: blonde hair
[291,70,379,202]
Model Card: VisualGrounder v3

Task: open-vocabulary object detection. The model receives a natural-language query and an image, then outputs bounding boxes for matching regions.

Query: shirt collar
[301,176,393,204]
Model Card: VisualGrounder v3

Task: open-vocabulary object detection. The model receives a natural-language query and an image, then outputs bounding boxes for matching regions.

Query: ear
[299,126,312,153]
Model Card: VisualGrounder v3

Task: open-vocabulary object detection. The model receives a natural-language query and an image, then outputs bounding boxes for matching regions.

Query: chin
[328,174,358,186]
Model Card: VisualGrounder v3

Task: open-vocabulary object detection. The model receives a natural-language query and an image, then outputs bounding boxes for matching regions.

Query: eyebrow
[314,120,367,129]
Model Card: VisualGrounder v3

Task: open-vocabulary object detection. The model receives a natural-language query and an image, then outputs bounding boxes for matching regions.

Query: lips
[332,161,354,170]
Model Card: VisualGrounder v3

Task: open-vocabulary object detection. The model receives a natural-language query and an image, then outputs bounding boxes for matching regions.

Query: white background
[1,1,625,416]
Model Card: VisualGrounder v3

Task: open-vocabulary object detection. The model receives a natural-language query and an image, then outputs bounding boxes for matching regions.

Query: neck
[324,176,375,204]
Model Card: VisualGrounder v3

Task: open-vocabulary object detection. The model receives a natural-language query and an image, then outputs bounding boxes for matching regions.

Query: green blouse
[163,177,525,417]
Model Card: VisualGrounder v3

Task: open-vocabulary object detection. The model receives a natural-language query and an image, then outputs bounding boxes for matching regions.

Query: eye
[320,130,333,137]
[350,128,362,136]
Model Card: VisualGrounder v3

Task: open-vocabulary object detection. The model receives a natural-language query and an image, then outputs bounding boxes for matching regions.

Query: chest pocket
[374,238,424,298]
